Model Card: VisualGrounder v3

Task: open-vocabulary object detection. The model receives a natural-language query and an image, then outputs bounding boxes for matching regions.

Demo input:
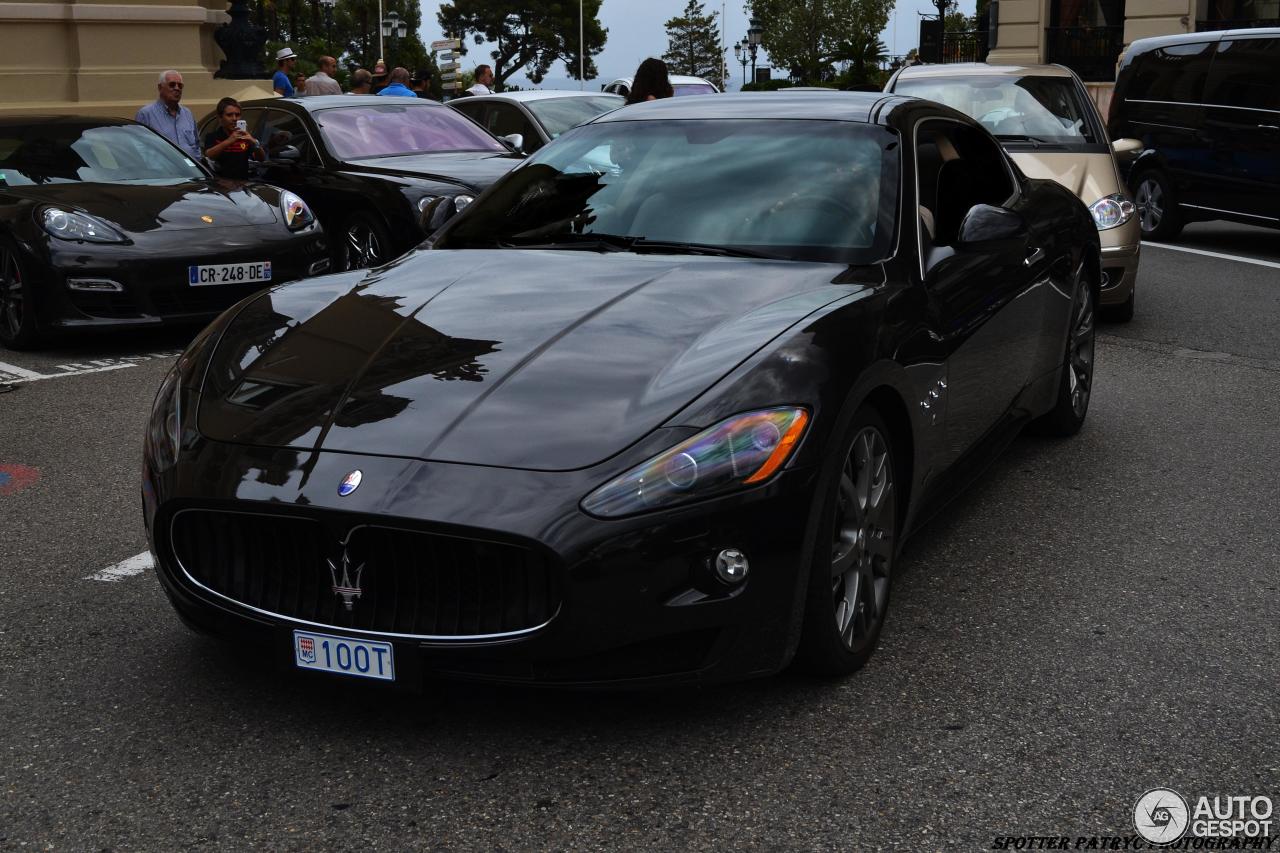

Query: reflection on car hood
[1008,152,1120,204]
[8,180,278,233]
[344,151,522,192]
[199,249,859,470]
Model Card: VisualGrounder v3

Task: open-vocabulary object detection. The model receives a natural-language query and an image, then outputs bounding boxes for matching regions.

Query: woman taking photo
[203,97,264,179]
[625,58,674,105]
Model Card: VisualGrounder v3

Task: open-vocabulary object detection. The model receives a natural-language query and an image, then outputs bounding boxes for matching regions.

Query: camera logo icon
[1134,788,1190,845]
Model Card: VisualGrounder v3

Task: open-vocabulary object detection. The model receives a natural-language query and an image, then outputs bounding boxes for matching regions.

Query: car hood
[198,250,860,470]
[1008,152,1121,205]
[342,152,522,192]
[11,180,278,233]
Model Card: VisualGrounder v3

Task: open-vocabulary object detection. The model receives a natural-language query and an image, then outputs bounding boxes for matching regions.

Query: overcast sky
[415,0,976,91]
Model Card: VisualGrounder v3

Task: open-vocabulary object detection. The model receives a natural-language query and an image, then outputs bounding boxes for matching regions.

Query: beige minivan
[887,63,1142,321]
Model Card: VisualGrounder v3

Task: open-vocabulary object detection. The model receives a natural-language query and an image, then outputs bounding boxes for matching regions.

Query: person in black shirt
[203,97,264,179]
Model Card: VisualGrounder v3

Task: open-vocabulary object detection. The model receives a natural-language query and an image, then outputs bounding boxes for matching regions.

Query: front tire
[794,406,898,676]
[1133,169,1183,241]
[0,239,41,350]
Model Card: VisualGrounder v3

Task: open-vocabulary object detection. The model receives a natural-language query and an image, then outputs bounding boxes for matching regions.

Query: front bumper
[144,440,820,688]
[36,225,328,331]
[1098,219,1141,306]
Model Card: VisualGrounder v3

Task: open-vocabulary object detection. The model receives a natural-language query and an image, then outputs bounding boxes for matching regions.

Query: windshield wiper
[499,233,783,259]
[626,239,784,260]
[500,232,635,252]
[994,134,1061,148]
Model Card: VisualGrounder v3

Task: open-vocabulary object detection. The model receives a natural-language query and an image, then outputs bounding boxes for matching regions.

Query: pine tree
[661,0,723,80]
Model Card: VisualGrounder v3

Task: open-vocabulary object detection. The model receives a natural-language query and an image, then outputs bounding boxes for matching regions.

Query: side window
[1126,41,1214,104]
[485,104,537,142]
[916,120,1015,247]
[1204,37,1280,112]
[451,101,486,126]
[259,110,317,162]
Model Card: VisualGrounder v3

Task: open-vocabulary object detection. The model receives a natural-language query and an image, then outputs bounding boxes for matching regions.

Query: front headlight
[582,407,810,518]
[40,208,126,243]
[145,361,183,473]
[416,195,438,213]
[1089,193,1136,230]
[280,190,315,230]
[453,194,475,211]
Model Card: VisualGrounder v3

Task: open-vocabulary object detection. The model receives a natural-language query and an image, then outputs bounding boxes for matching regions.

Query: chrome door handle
[1024,247,1045,267]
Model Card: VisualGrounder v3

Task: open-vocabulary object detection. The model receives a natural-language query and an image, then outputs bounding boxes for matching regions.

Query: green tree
[745,0,895,86]
[662,0,723,80]
[256,0,429,76]
[437,0,607,92]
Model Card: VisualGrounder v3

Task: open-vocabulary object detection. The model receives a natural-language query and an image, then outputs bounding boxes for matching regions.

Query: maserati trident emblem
[327,548,365,611]
[338,469,362,496]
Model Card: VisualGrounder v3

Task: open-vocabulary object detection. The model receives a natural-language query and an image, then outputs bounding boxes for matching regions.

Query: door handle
[1024,247,1045,267]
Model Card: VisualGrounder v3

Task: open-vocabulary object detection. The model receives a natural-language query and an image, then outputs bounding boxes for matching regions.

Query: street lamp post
[318,0,335,56]
[380,11,407,68]
[733,40,747,88]
[747,18,762,85]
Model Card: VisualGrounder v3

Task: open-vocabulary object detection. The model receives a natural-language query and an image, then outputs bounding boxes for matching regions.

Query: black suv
[1109,28,1279,240]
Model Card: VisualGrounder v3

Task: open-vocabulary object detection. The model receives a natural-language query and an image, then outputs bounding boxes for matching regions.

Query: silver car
[448,90,624,154]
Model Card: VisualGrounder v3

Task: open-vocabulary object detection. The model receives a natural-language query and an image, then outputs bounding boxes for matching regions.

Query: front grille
[171,510,559,638]
[149,284,271,317]
[69,289,143,319]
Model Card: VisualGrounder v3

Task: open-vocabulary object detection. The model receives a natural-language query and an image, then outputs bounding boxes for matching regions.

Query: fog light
[714,548,749,584]
[67,278,123,292]
[308,258,331,276]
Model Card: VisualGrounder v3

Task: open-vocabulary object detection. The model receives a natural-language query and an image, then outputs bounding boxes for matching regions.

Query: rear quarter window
[1126,41,1214,104]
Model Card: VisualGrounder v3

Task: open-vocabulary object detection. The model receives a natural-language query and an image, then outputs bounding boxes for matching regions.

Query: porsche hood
[15,180,279,232]
[198,250,861,471]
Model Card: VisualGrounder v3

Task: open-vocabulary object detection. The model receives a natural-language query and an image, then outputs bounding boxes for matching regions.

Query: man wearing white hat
[273,47,298,97]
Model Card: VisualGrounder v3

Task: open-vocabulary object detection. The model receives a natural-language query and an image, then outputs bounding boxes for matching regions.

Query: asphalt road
[2,225,1278,850]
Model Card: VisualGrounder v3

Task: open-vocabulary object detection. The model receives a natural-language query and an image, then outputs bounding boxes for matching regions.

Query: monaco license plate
[188,261,272,286]
[293,630,394,681]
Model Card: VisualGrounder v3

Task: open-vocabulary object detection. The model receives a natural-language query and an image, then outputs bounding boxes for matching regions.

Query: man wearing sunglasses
[135,70,201,160]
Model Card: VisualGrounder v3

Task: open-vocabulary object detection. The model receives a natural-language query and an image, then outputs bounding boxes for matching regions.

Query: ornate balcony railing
[942,30,991,63]
[1045,25,1124,82]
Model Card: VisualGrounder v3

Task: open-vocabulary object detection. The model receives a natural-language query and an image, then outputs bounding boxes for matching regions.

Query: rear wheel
[1133,169,1183,241]
[1031,275,1095,437]
[337,211,392,271]
[794,406,898,676]
[0,240,40,350]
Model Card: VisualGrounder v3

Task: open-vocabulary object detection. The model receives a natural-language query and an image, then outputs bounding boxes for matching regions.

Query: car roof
[1125,26,1280,54]
[893,62,1076,79]
[239,94,447,111]
[608,75,718,86]
[0,114,137,128]
[459,90,625,104]
[593,91,898,124]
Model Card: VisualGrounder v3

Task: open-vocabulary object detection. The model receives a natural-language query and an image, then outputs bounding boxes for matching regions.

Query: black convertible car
[145,93,1100,687]
[0,116,328,349]
[198,96,523,270]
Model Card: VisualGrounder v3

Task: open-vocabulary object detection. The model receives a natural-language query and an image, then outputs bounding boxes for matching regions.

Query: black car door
[914,118,1048,464]
[1200,35,1280,223]
[252,108,342,230]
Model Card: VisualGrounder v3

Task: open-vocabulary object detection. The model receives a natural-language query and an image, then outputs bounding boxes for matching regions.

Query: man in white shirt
[466,64,494,96]
[305,55,343,96]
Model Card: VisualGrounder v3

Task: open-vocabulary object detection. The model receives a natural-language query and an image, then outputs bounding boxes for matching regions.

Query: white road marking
[85,551,154,582]
[0,351,179,385]
[1143,241,1280,270]
[0,360,45,380]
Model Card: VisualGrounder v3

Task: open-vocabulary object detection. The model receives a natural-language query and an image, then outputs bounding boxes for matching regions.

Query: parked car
[888,62,1141,321]
[145,92,1100,688]
[1109,28,1280,241]
[448,90,624,154]
[197,95,523,270]
[602,75,720,98]
[0,116,328,350]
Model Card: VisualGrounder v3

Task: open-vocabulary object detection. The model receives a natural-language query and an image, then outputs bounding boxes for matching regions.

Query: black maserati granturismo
[144,93,1101,688]
[0,116,329,349]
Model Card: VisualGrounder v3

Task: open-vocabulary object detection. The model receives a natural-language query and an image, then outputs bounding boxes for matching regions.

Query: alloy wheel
[831,426,895,653]
[0,247,24,341]
[1067,283,1095,418]
[1135,177,1163,234]
[344,222,384,269]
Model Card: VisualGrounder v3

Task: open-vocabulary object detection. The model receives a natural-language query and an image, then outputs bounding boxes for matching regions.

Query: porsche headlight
[280,190,314,230]
[1089,193,1136,230]
[40,208,125,243]
[582,407,810,518]
[145,361,183,473]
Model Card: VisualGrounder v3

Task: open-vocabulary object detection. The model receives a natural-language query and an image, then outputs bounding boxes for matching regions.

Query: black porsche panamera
[0,116,329,349]
[143,92,1100,688]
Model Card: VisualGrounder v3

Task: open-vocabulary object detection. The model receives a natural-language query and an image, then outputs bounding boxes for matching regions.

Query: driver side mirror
[500,133,525,153]
[1111,137,1142,162]
[955,204,1027,249]
[419,196,459,235]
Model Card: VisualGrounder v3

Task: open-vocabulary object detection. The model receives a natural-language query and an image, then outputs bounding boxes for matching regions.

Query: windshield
[0,123,204,186]
[438,118,899,264]
[673,83,718,96]
[314,103,506,160]
[526,95,625,138]
[893,75,1099,145]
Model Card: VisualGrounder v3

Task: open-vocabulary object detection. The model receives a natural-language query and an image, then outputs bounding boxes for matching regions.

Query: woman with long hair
[626,58,674,104]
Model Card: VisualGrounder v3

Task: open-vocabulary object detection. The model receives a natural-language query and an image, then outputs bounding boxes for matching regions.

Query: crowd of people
[133,53,681,176]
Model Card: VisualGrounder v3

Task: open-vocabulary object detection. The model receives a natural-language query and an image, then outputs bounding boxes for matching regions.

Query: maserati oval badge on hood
[338,470,363,496]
